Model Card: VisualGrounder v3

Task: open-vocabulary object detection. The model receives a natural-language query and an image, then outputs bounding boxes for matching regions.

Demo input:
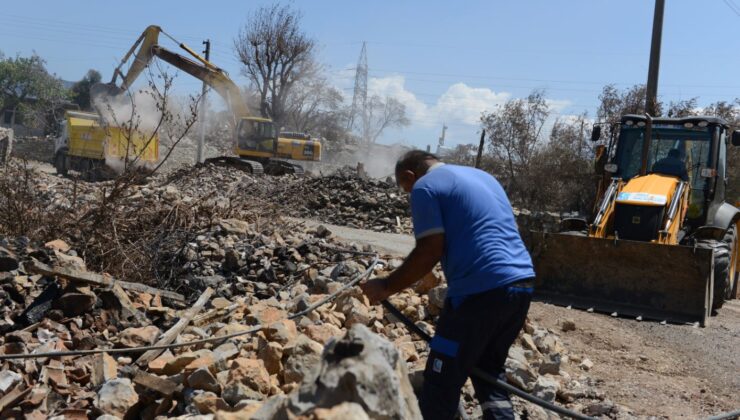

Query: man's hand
[360,234,444,305]
[360,277,390,304]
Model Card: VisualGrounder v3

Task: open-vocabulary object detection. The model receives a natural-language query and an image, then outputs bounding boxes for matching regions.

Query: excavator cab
[236,118,278,156]
[529,115,739,326]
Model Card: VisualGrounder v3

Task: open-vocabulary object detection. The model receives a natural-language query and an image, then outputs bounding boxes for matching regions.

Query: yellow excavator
[92,25,321,175]
[529,114,739,326]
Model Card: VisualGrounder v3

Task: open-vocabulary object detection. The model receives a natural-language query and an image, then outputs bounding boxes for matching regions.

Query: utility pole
[645,0,665,116]
[197,39,211,164]
[475,129,486,169]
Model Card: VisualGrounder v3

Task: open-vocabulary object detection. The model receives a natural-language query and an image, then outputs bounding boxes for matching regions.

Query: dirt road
[316,220,740,418]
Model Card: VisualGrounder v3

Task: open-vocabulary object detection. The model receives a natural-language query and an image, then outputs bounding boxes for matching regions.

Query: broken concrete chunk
[118,325,161,348]
[264,319,297,346]
[258,324,422,420]
[303,323,343,345]
[227,357,271,395]
[222,381,265,406]
[192,390,229,414]
[188,367,221,393]
[312,402,371,420]
[505,357,537,391]
[53,250,86,271]
[533,375,560,402]
[95,378,139,418]
[427,285,447,310]
[0,370,22,393]
[282,334,323,384]
[258,341,283,375]
[219,219,250,235]
[44,239,71,253]
[91,352,118,387]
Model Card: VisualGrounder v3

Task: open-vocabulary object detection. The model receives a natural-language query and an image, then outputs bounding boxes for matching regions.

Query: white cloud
[435,83,510,125]
[334,73,575,146]
[367,75,511,128]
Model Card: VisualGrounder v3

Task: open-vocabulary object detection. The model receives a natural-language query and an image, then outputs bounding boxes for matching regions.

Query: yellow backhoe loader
[92,25,320,175]
[529,114,740,326]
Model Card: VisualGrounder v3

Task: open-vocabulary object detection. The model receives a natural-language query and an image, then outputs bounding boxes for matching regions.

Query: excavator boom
[101,25,249,123]
[93,25,321,175]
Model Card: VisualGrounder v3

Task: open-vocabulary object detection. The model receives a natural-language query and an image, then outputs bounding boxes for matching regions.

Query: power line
[722,0,740,17]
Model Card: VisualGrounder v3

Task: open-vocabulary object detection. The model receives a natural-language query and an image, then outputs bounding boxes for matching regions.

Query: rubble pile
[272,166,563,236]
[274,167,413,234]
[0,162,612,418]
[0,237,612,418]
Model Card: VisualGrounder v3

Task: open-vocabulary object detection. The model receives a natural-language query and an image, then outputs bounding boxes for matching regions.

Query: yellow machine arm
[107,25,249,124]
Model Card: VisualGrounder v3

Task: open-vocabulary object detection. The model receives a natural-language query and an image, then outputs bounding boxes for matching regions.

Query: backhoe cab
[530,115,739,326]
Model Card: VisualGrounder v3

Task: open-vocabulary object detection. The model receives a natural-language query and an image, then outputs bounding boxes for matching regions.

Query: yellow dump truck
[54,111,159,180]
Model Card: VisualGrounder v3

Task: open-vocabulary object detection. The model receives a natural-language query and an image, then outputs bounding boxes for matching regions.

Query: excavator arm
[97,25,249,124]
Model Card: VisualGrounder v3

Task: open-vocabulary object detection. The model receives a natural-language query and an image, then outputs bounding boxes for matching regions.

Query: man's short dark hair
[395,150,439,174]
[668,148,680,158]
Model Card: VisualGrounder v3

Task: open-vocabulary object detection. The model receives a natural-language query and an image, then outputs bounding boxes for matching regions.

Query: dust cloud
[327,143,410,179]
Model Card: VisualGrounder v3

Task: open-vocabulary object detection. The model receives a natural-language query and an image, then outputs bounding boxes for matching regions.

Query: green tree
[0,52,68,130]
[71,69,102,110]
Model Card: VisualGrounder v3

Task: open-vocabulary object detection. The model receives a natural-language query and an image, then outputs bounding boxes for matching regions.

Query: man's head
[668,148,681,159]
[395,150,440,192]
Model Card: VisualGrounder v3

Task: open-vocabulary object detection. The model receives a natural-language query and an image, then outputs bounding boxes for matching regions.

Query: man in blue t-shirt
[361,150,534,420]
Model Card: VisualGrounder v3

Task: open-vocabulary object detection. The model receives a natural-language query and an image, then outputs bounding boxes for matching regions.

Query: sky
[3,0,740,149]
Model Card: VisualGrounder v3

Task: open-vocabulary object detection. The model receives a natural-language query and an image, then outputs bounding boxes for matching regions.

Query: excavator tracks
[203,156,264,175]
[203,156,307,176]
[263,159,305,176]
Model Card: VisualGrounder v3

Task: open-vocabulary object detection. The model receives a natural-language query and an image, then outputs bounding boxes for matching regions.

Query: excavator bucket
[527,232,715,326]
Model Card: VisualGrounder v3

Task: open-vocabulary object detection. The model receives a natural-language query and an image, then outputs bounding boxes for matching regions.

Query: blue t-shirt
[411,164,535,298]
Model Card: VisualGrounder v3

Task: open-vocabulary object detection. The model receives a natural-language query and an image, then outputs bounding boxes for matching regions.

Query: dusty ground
[321,222,740,419]
[530,301,740,418]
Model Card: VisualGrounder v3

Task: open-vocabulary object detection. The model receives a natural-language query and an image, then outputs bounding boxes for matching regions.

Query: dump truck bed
[528,232,715,326]
[66,113,158,164]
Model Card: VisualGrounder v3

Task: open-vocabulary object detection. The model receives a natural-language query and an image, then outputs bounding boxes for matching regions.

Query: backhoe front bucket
[527,232,715,326]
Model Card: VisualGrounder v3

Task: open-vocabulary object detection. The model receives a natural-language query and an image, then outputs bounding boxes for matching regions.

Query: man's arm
[360,233,444,303]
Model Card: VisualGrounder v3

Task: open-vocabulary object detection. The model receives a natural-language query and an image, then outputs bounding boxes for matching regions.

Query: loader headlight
[605,163,618,173]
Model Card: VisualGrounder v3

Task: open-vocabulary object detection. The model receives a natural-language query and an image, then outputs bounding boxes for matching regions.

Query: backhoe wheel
[725,225,738,300]
[698,227,734,311]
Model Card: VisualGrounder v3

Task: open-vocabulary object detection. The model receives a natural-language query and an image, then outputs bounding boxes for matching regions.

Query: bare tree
[283,75,344,135]
[481,90,549,198]
[362,95,410,143]
[666,97,698,118]
[234,3,316,126]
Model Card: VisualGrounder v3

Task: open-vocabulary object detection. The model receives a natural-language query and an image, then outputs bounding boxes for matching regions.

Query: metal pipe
[593,179,619,228]
[664,181,685,232]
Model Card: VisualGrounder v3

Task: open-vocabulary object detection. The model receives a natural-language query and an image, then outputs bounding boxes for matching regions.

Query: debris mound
[275,166,412,233]
[0,161,611,418]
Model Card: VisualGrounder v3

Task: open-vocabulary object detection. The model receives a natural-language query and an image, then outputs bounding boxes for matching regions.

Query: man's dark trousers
[419,281,532,420]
